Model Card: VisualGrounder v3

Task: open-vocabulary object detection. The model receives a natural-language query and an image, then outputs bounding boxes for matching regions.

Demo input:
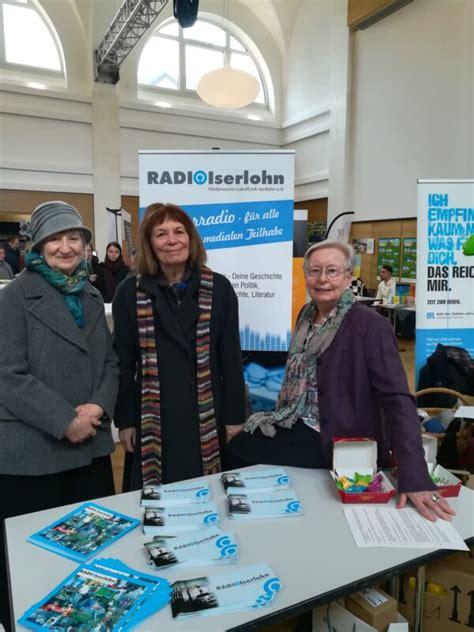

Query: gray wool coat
[0,270,119,476]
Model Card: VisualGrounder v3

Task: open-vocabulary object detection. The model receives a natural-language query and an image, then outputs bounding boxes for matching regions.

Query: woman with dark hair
[113,203,246,490]
[95,241,129,302]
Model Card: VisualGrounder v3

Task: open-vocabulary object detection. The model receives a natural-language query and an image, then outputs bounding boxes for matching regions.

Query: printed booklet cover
[228,490,302,520]
[222,468,290,494]
[28,502,141,563]
[18,558,171,631]
[143,502,220,536]
[171,562,282,619]
[144,527,237,569]
[141,481,211,507]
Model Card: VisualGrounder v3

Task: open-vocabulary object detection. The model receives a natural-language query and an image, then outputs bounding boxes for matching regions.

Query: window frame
[0,0,65,81]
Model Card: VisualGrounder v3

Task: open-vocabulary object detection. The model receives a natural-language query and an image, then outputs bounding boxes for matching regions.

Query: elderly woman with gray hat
[0,201,119,630]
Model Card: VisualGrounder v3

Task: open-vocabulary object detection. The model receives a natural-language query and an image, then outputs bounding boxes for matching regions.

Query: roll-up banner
[416,179,474,378]
[139,150,295,351]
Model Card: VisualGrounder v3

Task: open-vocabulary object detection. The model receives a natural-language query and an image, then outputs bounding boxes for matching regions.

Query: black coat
[112,266,246,489]
[4,242,20,275]
[95,260,129,303]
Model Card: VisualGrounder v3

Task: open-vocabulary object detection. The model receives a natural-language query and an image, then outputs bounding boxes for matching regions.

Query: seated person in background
[0,246,14,280]
[374,264,396,304]
[350,275,365,296]
[228,240,454,523]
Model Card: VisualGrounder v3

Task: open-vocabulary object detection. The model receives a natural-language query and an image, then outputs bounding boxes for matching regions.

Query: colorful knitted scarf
[137,266,221,484]
[245,289,355,437]
[25,250,88,327]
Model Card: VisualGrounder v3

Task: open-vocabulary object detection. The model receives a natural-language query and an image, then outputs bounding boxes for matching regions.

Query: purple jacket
[316,303,435,494]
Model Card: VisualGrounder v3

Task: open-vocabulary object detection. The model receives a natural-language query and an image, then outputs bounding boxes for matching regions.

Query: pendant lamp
[197,66,259,109]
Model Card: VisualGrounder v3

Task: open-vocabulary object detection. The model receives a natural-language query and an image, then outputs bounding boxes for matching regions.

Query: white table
[373,303,416,335]
[5,467,474,631]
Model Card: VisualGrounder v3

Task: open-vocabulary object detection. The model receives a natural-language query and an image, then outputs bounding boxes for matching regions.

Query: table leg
[414,564,426,632]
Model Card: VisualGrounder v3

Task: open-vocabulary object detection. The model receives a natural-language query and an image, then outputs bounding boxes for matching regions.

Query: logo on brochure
[216,536,237,559]
[196,488,209,497]
[253,577,282,607]
[277,475,289,484]
[203,512,219,524]
[285,501,301,513]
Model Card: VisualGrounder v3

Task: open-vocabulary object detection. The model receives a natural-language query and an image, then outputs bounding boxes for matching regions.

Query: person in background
[0,246,14,280]
[0,201,119,630]
[375,264,396,304]
[85,242,100,283]
[113,203,246,491]
[125,248,137,279]
[228,240,454,523]
[94,241,129,303]
[350,274,365,297]
[4,234,21,274]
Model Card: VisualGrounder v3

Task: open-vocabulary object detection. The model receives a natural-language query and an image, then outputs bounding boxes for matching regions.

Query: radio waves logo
[193,170,207,185]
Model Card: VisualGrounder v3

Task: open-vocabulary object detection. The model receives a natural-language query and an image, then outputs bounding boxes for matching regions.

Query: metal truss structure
[95,0,169,84]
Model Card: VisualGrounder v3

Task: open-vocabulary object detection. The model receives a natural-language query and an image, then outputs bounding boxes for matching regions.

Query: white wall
[282,0,350,208]
[347,0,474,222]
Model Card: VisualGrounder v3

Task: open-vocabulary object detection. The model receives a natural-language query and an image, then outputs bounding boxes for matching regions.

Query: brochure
[227,490,302,520]
[28,502,141,562]
[222,468,290,494]
[171,562,282,618]
[143,502,220,536]
[18,558,171,631]
[141,481,211,507]
[144,527,238,569]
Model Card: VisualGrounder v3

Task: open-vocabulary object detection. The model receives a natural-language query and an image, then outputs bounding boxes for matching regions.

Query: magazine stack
[171,562,282,619]
[18,558,171,631]
[144,526,238,569]
[28,502,141,562]
[221,468,303,520]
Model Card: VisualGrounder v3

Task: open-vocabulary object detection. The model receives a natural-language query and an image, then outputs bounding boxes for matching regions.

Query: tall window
[0,0,64,76]
[138,18,268,107]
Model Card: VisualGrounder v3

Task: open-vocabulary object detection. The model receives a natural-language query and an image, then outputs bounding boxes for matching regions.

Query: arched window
[0,0,64,80]
[138,17,271,111]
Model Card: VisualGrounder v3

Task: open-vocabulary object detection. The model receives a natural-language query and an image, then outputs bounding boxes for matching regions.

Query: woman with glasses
[228,240,454,523]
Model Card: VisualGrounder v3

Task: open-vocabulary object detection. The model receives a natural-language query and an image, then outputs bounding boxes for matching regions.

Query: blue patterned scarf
[25,250,88,327]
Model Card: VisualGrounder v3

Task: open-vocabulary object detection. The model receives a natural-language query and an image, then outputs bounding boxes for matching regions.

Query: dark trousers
[226,420,327,470]
[0,456,114,631]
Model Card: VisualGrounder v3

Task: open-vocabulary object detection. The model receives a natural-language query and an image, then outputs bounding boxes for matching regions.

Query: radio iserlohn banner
[139,151,295,351]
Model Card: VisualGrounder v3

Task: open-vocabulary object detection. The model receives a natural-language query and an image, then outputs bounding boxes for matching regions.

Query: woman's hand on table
[119,427,136,453]
[397,491,456,522]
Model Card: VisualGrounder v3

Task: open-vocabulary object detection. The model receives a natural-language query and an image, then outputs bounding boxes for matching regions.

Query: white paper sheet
[343,506,468,550]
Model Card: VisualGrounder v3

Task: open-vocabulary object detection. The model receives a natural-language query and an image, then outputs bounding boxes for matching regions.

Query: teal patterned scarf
[25,250,88,327]
[245,289,355,437]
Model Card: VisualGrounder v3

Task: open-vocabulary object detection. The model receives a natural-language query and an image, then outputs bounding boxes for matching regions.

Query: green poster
[377,238,401,278]
[401,237,417,282]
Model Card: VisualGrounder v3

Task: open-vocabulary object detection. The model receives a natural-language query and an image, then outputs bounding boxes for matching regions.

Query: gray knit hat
[30,201,93,250]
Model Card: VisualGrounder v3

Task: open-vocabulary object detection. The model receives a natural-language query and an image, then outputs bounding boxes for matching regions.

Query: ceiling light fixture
[197,66,259,109]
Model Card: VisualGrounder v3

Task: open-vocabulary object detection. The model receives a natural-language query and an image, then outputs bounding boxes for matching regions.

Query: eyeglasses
[305,266,348,279]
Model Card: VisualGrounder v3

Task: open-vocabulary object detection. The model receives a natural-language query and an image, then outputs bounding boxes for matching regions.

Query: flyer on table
[416,180,474,375]
[139,150,295,351]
